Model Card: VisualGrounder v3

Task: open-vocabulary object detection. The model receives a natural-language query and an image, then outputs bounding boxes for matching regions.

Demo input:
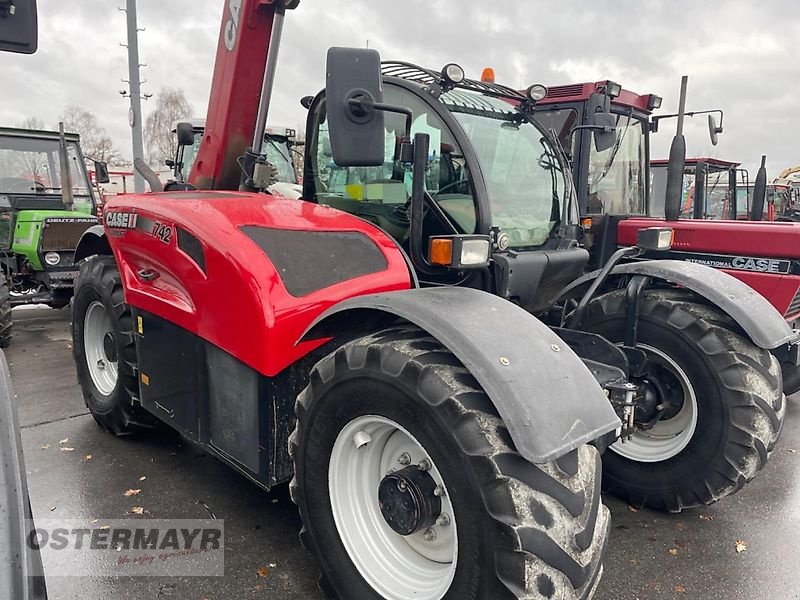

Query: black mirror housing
[175,122,195,147]
[325,47,385,167]
[592,112,617,153]
[0,0,37,54]
[94,161,110,184]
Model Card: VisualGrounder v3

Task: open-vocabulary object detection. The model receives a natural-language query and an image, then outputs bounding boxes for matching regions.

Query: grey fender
[299,287,621,464]
[561,259,799,350]
[74,224,111,263]
[0,352,47,599]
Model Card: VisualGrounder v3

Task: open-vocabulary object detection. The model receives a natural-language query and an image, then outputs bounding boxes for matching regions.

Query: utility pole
[123,0,146,193]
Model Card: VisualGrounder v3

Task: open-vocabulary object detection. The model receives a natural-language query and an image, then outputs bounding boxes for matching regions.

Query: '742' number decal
[150,222,173,244]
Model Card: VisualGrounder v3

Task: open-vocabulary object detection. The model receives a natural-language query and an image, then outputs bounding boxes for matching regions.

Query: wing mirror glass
[94,161,110,184]
[325,47,385,167]
[592,112,617,153]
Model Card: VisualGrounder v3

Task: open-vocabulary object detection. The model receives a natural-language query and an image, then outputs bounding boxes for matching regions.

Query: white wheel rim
[611,344,698,462]
[329,415,457,600]
[83,301,118,396]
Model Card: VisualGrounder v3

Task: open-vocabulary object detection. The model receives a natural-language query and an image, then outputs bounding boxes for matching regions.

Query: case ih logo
[681,253,792,274]
[106,212,138,230]
[223,0,242,51]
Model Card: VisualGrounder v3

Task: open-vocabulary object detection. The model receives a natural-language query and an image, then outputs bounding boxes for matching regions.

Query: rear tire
[72,256,157,435]
[290,327,608,599]
[582,288,785,512]
[0,276,12,348]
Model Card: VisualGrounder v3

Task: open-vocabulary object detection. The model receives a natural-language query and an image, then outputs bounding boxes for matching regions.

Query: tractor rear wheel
[582,288,785,512]
[0,276,12,348]
[72,256,157,435]
[289,327,609,600]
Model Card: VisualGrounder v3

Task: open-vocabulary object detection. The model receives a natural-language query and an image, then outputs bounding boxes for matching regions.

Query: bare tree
[0,117,49,183]
[144,87,193,165]
[60,106,124,164]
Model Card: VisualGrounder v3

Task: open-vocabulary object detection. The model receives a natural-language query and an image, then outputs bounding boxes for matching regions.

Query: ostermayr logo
[28,519,225,577]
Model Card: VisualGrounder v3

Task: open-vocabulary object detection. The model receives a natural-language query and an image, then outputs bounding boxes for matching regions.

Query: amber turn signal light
[429,238,454,266]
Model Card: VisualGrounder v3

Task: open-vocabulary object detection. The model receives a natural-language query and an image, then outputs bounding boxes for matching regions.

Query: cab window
[310,84,477,241]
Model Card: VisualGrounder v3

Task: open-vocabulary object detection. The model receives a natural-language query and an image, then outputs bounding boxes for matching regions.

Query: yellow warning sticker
[137,316,143,334]
[141,373,150,386]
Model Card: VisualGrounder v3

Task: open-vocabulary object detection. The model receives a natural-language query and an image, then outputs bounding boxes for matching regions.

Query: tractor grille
[545,84,586,99]
[785,286,800,319]
[41,217,97,252]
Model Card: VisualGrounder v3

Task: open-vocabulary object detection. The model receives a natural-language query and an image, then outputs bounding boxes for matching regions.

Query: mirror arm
[652,109,724,130]
[348,98,413,138]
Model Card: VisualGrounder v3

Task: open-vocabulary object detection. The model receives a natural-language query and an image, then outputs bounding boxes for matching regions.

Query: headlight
[636,227,674,251]
[44,252,61,266]
[428,235,491,269]
[526,84,548,102]
[442,63,466,85]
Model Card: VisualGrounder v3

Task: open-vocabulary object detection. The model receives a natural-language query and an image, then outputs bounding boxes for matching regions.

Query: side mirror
[0,0,37,54]
[175,122,195,147]
[325,47,385,167]
[592,112,617,153]
[94,161,110,184]
[708,114,723,146]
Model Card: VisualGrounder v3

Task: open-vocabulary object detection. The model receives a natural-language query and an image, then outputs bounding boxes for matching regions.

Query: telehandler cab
[70,1,793,598]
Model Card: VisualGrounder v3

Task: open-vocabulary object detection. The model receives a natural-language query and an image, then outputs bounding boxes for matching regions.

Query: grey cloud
[1,0,796,176]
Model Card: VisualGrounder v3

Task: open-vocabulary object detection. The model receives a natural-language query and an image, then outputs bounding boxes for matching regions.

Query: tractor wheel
[72,256,157,435]
[0,276,12,348]
[289,327,609,600]
[582,288,785,512]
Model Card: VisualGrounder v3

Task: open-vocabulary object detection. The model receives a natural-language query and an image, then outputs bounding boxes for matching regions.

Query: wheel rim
[329,415,457,600]
[611,343,698,462]
[83,301,118,396]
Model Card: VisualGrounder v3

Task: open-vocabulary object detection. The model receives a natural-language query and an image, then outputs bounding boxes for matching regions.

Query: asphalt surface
[10,307,800,599]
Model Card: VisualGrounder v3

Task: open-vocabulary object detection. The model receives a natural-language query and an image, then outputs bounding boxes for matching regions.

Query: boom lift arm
[189,0,298,190]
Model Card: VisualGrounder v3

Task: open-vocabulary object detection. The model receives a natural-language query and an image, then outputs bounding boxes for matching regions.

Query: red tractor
[69,2,794,598]
[532,79,800,393]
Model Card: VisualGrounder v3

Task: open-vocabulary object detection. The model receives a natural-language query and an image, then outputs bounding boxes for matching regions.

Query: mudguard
[73,224,110,263]
[300,287,621,464]
[562,260,800,350]
[0,352,47,599]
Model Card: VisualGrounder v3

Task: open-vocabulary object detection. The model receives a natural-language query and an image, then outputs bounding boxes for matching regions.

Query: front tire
[72,256,156,435]
[582,288,785,512]
[290,327,608,600]
[0,276,12,348]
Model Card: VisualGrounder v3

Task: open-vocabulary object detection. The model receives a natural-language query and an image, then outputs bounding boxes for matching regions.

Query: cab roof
[0,126,80,142]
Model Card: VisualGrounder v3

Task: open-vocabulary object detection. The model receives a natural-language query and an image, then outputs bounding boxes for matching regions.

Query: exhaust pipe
[664,76,688,222]
[750,155,767,221]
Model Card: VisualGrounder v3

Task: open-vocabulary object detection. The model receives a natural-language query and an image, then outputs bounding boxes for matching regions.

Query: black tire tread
[0,276,13,348]
[73,256,157,435]
[289,327,609,599]
[585,288,785,511]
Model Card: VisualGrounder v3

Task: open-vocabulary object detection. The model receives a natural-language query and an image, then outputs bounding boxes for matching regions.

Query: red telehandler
[532,78,800,393]
[69,2,793,598]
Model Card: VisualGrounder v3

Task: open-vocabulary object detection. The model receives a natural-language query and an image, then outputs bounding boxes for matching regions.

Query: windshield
[181,130,203,179]
[586,114,647,215]
[0,135,92,197]
[264,137,297,184]
[310,84,566,249]
[443,90,565,248]
[650,164,735,219]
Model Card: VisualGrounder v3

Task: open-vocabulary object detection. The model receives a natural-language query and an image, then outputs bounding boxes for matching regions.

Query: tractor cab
[303,61,588,312]
[171,119,302,198]
[0,127,100,307]
[650,157,742,220]
[532,81,659,218]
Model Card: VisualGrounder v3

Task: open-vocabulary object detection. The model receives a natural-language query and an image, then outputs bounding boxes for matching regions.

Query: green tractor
[0,125,104,345]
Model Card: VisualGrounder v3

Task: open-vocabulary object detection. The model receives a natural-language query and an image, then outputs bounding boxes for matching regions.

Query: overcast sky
[1,0,798,176]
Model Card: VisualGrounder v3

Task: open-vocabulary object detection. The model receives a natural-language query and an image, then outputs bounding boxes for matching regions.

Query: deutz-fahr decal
[105,211,138,229]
